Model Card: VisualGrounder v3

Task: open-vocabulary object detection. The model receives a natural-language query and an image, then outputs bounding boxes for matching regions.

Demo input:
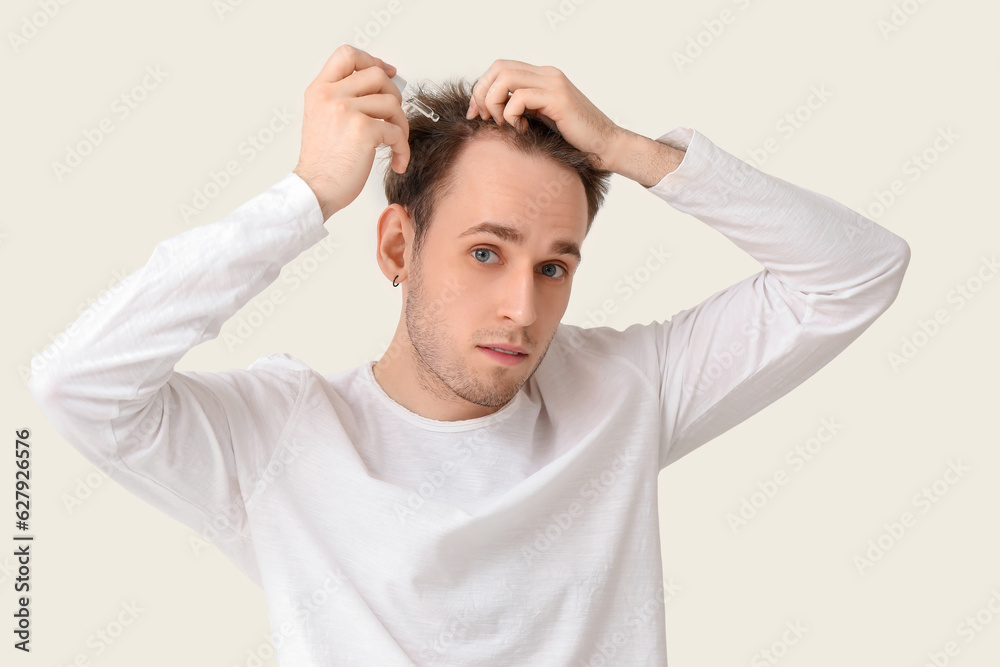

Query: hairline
[411,134,591,260]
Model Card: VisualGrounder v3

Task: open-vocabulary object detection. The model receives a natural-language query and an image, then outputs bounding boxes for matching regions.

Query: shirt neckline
[362,361,525,432]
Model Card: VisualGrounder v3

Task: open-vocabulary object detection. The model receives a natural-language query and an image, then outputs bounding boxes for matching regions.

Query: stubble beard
[404,249,545,410]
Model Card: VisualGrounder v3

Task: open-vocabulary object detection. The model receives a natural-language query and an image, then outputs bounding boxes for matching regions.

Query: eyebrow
[456,221,582,266]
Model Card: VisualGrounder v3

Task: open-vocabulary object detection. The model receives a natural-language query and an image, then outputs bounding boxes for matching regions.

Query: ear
[375,204,414,284]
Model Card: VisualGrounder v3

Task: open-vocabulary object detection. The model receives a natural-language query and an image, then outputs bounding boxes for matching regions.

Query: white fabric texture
[29,125,910,666]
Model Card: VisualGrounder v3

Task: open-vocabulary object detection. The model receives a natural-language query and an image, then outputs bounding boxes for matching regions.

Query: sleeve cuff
[282,171,327,233]
[643,125,698,193]
[644,126,758,206]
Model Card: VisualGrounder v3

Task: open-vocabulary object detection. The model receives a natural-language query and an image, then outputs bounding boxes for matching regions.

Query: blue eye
[540,264,566,279]
[472,248,499,264]
[470,247,567,279]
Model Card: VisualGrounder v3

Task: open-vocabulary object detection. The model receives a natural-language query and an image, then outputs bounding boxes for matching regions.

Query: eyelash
[470,247,568,280]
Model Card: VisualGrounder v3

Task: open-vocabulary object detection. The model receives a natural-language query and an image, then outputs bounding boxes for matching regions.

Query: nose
[499,265,537,326]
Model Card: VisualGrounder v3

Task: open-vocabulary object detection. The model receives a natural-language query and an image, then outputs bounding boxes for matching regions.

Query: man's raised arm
[617,126,910,469]
[27,45,410,577]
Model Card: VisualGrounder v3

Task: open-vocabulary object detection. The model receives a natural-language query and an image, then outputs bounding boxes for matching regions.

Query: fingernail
[466,101,475,119]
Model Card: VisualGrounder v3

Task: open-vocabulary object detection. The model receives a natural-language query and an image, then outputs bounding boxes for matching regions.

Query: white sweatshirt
[28,126,910,666]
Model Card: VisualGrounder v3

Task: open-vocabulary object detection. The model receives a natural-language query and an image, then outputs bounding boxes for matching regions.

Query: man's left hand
[466,59,684,186]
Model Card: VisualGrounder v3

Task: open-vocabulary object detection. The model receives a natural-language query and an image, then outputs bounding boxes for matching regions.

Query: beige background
[3,0,998,665]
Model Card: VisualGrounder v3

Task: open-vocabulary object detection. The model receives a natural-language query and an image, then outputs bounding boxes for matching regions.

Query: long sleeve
[27,172,329,583]
[589,126,911,471]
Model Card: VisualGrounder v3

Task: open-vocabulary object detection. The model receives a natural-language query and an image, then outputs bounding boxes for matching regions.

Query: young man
[29,45,910,665]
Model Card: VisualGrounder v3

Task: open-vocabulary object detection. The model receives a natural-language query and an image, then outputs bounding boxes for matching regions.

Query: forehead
[434,136,589,239]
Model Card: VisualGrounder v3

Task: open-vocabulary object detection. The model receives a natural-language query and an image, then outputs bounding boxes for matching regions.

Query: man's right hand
[293,44,410,222]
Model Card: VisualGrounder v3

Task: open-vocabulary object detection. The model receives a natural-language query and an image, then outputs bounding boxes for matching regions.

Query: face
[401,136,589,410]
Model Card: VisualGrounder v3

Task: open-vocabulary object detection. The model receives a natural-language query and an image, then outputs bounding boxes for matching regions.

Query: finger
[469,59,543,120]
[320,44,396,83]
[354,93,411,166]
[366,111,410,172]
[331,64,403,106]
[379,102,411,173]
[525,106,559,132]
[379,121,409,173]
[482,68,552,126]
[352,92,410,139]
[316,44,396,85]
[501,88,561,133]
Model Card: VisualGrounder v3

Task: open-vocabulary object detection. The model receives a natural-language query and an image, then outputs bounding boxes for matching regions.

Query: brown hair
[378,77,613,256]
